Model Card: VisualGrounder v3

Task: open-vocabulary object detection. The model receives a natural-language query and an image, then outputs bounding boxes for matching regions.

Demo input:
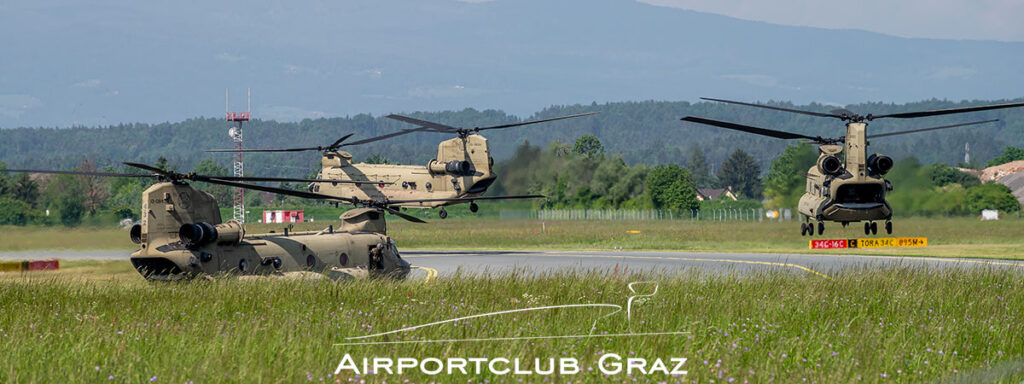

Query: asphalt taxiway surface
[3,249,1022,280]
[401,250,1024,279]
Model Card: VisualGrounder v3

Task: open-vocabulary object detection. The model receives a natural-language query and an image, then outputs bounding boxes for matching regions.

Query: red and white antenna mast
[226,88,251,223]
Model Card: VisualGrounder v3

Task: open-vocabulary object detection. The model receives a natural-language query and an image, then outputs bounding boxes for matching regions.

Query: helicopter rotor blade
[682,116,827,141]
[205,147,325,153]
[381,206,428,223]
[213,175,387,185]
[871,101,1024,120]
[340,127,435,146]
[866,119,999,139]
[475,112,600,131]
[701,97,842,119]
[385,114,459,132]
[382,194,545,205]
[327,133,355,150]
[1,168,155,178]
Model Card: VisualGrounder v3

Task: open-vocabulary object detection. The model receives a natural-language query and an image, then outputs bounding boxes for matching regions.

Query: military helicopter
[2,163,541,281]
[208,112,598,218]
[682,97,1024,236]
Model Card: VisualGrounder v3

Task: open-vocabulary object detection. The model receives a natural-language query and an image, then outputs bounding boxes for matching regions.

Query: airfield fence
[499,208,797,222]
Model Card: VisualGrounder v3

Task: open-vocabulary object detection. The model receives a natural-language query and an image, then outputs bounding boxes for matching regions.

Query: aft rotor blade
[866,119,999,139]
[341,127,435,146]
[476,112,600,131]
[872,101,1024,120]
[1,168,155,178]
[681,116,821,141]
[384,194,545,205]
[202,177,358,204]
[385,114,459,132]
[701,97,841,119]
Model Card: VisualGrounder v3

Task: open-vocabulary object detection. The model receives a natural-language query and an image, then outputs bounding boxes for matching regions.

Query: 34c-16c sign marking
[809,237,928,249]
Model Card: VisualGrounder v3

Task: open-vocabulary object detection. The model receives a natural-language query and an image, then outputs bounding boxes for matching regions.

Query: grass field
[2,216,1023,259]
[1,263,1022,383]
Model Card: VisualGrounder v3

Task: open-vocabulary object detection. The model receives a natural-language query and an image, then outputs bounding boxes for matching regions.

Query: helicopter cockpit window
[834,184,884,204]
[388,238,401,259]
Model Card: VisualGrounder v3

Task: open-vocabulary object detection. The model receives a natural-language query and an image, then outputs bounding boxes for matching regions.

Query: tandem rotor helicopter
[2,163,541,281]
[208,112,598,218]
[683,97,1024,236]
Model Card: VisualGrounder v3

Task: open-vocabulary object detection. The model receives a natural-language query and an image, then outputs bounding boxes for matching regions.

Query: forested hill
[2,98,1023,177]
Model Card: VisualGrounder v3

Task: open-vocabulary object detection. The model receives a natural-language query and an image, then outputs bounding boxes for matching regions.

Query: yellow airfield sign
[810,237,927,249]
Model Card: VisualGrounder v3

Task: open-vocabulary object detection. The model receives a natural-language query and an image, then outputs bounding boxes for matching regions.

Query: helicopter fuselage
[311,135,496,208]
[798,122,893,223]
[129,182,410,280]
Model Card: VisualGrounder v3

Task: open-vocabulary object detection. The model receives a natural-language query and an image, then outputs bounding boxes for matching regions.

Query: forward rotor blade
[123,162,171,176]
[202,177,358,204]
[382,207,428,223]
[701,97,841,119]
[383,194,545,205]
[327,133,355,149]
[213,175,386,185]
[205,147,321,153]
[681,116,821,141]
[1,168,155,178]
[866,119,999,139]
[872,101,1024,120]
[476,112,600,131]
[385,114,459,132]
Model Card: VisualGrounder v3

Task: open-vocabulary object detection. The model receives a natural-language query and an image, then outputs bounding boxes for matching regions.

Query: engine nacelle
[179,220,244,248]
[428,160,472,176]
[867,154,894,175]
[817,155,844,176]
[129,224,143,244]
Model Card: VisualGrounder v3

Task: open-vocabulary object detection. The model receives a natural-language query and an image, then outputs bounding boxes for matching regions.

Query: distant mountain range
[2,0,1023,128]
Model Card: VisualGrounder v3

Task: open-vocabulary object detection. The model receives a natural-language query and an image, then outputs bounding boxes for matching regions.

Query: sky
[639,0,1024,41]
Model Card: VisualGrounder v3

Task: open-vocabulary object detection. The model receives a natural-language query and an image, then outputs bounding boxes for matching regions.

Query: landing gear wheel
[864,222,871,236]
[885,221,893,235]
[817,222,825,236]
[438,209,448,219]
[808,222,816,236]
[469,202,479,213]
[801,223,808,236]
[870,222,878,235]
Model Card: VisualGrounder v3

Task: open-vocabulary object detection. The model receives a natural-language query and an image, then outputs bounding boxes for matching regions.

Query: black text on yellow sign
[810,237,927,249]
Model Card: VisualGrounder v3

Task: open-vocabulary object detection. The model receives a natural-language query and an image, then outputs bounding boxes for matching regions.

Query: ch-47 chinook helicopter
[683,97,1024,236]
[208,112,597,218]
[2,163,540,281]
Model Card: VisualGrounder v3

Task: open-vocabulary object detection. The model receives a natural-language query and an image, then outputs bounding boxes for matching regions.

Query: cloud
[928,66,977,80]
[720,74,779,88]
[284,64,319,75]
[407,84,484,99]
[0,94,42,118]
[215,52,246,62]
[355,68,384,79]
[73,79,101,88]
[259,106,327,121]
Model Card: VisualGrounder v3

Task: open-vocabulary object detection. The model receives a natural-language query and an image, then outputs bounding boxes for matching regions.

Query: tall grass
[1,266,1022,382]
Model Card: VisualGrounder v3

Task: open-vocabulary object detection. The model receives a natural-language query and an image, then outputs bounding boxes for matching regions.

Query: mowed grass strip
[0,265,1022,383]
[1,216,1022,259]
